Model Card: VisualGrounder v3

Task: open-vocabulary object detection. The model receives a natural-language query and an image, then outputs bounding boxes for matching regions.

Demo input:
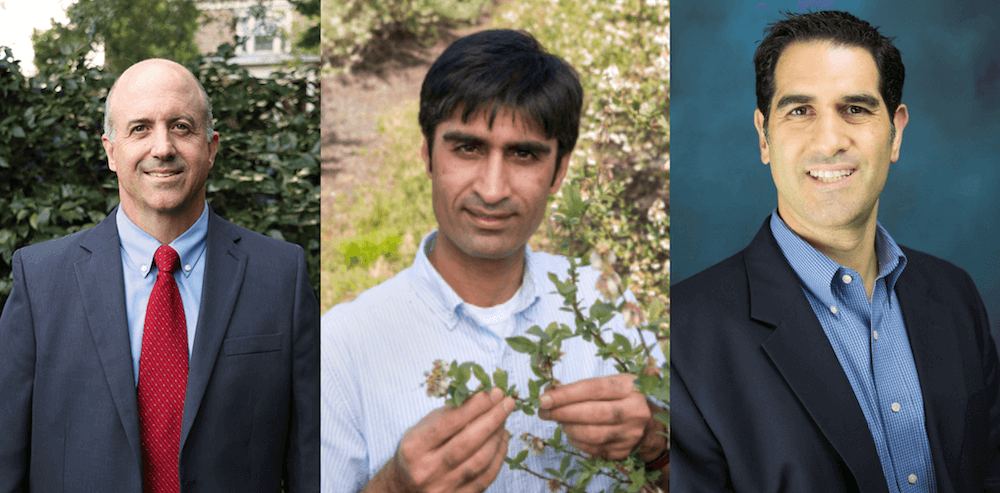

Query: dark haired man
[671,10,1000,493]
[321,30,667,493]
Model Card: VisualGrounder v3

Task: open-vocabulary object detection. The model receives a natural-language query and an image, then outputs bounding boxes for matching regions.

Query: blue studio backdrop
[671,0,1000,340]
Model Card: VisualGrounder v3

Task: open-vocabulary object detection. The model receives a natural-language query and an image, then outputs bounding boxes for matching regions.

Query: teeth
[808,169,853,183]
[147,172,179,177]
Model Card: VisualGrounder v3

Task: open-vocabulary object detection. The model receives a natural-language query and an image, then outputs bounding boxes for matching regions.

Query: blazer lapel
[74,211,143,464]
[746,219,888,492]
[896,265,966,493]
[180,210,247,448]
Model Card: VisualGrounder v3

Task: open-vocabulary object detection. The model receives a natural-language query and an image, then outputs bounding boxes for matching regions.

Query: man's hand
[538,374,666,462]
[364,387,515,493]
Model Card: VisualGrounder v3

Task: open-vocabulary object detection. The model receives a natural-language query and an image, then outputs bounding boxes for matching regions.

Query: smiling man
[0,59,318,492]
[321,30,667,493]
[671,11,1000,493]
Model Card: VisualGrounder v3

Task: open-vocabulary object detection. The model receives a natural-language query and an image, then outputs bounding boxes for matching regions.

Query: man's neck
[779,209,880,300]
[121,201,204,245]
[427,234,524,308]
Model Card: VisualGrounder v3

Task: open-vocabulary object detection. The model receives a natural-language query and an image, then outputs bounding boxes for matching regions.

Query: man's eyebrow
[773,94,814,110]
[440,130,552,154]
[441,130,482,143]
[125,118,154,128]
[509,140,552,155]
[842,93,881,108]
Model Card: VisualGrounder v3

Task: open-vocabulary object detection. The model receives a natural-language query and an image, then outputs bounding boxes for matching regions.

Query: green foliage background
[0,44,320,308]
[31,0,202,77]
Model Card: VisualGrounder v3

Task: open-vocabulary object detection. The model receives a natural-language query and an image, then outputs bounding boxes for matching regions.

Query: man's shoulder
[14,221,110,269]
[673,248,751,309]
[210,213,305,260]
[898,245,980,298]
[322,266,416,331]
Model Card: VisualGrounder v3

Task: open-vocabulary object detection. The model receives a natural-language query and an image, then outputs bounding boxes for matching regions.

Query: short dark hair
[754,11,904,137]
[418,29,583,179]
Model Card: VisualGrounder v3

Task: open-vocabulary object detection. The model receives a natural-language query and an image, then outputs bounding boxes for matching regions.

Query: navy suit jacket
[671,217,1000,492]
[0,208,319,492]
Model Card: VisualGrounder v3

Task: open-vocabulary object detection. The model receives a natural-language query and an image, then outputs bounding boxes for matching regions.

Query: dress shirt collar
[769,211,907,306]
[411,230,541,331]
[116,203,210,279]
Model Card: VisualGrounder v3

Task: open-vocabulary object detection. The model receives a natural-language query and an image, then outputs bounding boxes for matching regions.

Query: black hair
[754,10,904,137]
[418,29,583,180]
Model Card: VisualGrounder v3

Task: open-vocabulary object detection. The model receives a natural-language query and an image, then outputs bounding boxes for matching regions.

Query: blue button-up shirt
[770,212,937,492]
[320,230,664,492]
[117,203,208,385]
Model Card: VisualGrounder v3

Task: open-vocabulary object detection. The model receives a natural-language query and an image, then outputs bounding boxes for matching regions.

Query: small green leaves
[493,368,508,391]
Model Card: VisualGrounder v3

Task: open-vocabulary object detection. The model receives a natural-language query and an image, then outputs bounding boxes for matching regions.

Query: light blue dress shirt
[117,203,208,385]
[321,230,664,492]
[770,213,937,492]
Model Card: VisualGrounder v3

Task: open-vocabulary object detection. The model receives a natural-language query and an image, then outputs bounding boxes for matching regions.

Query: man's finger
[539,374,637,410]
[420,388,504,448]
[537,400,626,424]
[440,392,514,467]
[459,428,510,493]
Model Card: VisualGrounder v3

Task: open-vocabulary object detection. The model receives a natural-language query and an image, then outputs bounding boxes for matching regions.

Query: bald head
[104,58,214,143]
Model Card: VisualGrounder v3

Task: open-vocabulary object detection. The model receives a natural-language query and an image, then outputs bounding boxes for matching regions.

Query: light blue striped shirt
[117,203,208,385]
[321,230,663,492]
[770,212,937,492]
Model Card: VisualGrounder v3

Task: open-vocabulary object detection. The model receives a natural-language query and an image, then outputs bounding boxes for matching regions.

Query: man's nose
[474,151,513,204]
[150,126,176,161]
[809,112,852,158]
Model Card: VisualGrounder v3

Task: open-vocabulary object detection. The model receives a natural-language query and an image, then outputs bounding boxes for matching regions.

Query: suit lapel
[180,210,247,448]
[74,211,143,464]
[896,265,966,493]
[746,219,888,491]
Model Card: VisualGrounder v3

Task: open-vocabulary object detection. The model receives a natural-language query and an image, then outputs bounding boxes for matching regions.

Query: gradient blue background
[672,0,1000,339]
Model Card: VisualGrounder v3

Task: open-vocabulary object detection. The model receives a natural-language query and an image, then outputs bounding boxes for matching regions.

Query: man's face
[102,59,219,224]
[422,108,569,263]
[754,40,908,236]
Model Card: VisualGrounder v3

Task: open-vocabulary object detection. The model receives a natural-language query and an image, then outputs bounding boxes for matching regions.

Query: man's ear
[753,108,771,165]
[549,152,571,194]
[102,134,117,172]
[890,104,909,163]
[208,132,220,169]
[421,139,432,178]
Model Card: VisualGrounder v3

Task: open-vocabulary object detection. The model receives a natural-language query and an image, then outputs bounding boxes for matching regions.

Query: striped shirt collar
[769,211,907,307]
[410,230,541,331]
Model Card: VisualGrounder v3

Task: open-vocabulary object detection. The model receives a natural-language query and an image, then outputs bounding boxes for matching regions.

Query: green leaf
[553,426,563,446]
[559,454,572,473]
[472,363,491,389]
[512,449,529,466]
[506,336,536,354]
[492,368,507,391]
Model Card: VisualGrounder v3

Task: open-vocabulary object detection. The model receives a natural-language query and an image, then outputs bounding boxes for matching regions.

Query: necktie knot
[154,245,180,275]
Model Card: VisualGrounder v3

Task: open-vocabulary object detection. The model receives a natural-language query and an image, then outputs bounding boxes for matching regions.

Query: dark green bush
[0,44,320,306]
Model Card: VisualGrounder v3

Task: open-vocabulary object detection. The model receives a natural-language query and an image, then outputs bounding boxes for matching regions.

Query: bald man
[0,59,319,492]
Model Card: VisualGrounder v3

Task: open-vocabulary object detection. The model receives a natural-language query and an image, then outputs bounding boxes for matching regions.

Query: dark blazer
[671,217,1000,493]
[0,208,319,492]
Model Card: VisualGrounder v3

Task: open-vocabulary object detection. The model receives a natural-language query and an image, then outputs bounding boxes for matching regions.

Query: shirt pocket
[222,333,283,356]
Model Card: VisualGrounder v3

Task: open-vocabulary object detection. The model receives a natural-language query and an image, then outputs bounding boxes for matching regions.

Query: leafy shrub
[321,0,490,71]
[0,44,320,306]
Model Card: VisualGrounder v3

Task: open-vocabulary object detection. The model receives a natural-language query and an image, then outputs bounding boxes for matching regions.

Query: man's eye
[513,149,537,159]
[131,125,147,133]
[455,143,479,153]
[847,106,869,114]
[789,107,809,116]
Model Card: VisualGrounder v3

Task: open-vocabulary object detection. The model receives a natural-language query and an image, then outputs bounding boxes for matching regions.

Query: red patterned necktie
[138,245,188,493]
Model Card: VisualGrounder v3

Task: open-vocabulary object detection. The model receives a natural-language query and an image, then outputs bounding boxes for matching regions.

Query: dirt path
[320,26,483,220]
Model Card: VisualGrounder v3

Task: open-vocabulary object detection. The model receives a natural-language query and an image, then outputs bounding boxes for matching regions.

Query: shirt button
[829,306,838,314]
[141,265,148,272]
[873,330,879,340]
[184,264,192,271]
[842,274,852,284]
[891,402,901,412]
[908,474,917,484]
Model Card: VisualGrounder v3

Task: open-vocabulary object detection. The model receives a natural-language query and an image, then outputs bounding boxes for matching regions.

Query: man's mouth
[808,169,854,183]
[145,170,182,178]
